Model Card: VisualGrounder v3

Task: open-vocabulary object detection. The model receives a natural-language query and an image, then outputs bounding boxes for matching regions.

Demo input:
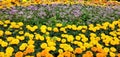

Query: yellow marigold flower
[0,52,5,57]
[19,31,24,35]
[1,41,8,47]
[47,27,52,31]
[110,47,116,52]
[14,25,20,28]
[53,27,59,32]
[47,41,56,47]
[5,31,12,35]
[40,25,47,29]
[58,49,63,53]
[75,35,81,40]
[22,0,28,2]
[45,32,49,35]
[56,23,62,27]
[81,38,88,42]
[0,21,4,25]
[61,39,66,43]
[77,26,82,30]
[3,24,8,27]
[72,25,77,30]
[56,37,61,42]
[82,29,86,33]
[0,39,2,44]
[41,29,46,33]
[7,37,14,42]
[33,25,38,29]
[109,52,116,57]
[60,27,66,32]
[19,43,28,51]
[40,43,47,49]
[10,39,20,44]
[4,20,10,24]
[28,40,34,45]
[6,47,14,56]
[103,47,109,53]
[0,30,4,37]
[67,35,74,42]
[66,25,72,29]
[39,36,44,41]
[15,51,23,57]
[50,46,56,51]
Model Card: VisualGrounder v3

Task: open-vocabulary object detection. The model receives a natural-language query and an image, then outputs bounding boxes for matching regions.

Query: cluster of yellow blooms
[0,19,120,57]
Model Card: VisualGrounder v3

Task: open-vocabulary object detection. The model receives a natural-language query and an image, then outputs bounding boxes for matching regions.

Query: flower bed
[1,3,120,25]
[0,19,120,57]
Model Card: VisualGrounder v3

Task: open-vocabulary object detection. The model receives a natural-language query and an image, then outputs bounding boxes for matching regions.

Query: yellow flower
[22,0,28,2]
[60,27,66,32]
[72,25,77,30]
[103,47,109,53]
[6,47,14,56]
[66,25,72,29]
[28,40,34,45]
[56,23,62,27]
[53,27,59,32]
[19,31,24,35]
[7,37,14,42]
[0,30,4,37]
[47,41,56,47]
[5,31,12,35]
[50,46,56,51]
[58,49,63,53]
[75,35,81,40]
[67,35,74,42]
[40,43,47,49]
[82,29,86,33]
[56,37,61,42]
[19,43,28,51]
[0,21,4,25]
[61,39,66,43]
[77,26,82,30]
[4,20,10,24]
[33,25,38,29]
[0,52,5,57]
[81,38,88,42]
[40,25,47,29]
[10,39,20,45]
[1,41,8,47]
[110,47,116,52]
[47,27,52,31]
[39,36,44,41]
[109,52,116,57]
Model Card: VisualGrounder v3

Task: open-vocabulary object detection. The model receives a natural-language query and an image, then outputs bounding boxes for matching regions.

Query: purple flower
[9,9,18,14]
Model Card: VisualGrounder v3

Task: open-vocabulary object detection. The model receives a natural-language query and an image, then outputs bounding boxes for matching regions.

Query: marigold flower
[15,51,23,57]
[40,43,47,49]
[1,41,8,47]
[74,48,83,54]
[0,30,4,37]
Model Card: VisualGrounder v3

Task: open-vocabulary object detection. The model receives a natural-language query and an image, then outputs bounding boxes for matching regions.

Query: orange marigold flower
[91,47,97,52]
[36,52,41,57]
[118,53,120,57]
[23,47,34,55]
[15,51,23,57]
[96,53,106,57]
[74,48,83,54]
[86,51,93,57]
